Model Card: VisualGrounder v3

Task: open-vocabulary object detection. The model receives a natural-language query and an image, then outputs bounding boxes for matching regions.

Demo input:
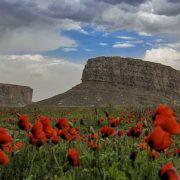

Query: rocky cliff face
[34,56,180,107]
[0,83,33,107]
[82,57,180,99]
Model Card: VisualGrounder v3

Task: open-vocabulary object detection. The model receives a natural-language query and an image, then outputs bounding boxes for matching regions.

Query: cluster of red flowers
[56,117,70,130]
[18,115,81,147]
[159,162,180,180]
[146,104,180,152]
[18,114,32,131]
[0,127,13,153]
[154,105,180,134]
[0,127,12,165]
[28,115,59,146]
[86,133,99,150]
[56,117,79,141]
[146,126,172,152]
[100,126,115,137]
[109,117,121,127]
[19,115,81,167]
[0,103,179,179]
[29,121,47,147]
[0,127,25,165]
[127,123,143,138]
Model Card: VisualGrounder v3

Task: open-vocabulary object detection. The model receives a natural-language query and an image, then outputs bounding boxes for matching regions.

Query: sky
[0,0,180,101]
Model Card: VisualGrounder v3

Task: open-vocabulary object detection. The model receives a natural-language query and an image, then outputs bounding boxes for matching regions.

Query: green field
[0,106,179,180]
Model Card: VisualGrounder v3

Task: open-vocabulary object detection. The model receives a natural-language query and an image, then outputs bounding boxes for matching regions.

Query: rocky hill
[34,56,180,107]
[0,83,33,107]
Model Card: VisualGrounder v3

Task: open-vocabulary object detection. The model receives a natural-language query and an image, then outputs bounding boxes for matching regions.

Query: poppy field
[0,105,179,180]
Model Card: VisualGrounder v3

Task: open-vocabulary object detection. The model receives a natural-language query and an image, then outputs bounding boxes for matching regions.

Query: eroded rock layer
[35,56,180,107]
[0,83,33,107]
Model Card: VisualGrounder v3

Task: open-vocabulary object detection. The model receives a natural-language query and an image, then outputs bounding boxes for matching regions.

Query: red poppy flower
[0,150,10,166]
[29,121,46,146]
[109,117,121,127]
[127,123,143,138]
[67,148,80,167]
[138,142,148,150]
[0,143,12,153]
[69,128,79,141]
[146,126,172,151]
[0,127,8,134]
[31,121,46,139]
[18,114,32,131]
[39,115,53,138]
[151,150,159,159]
[97,117,105,126]
[88,133,98,140]
[0,127,13,145]
[117,130,124,137]
[88,141,99,151]
[19,114,28,121]
[51,129,59,144]
[155,104,175,117]
[153,105,180,135]
[56,117,70,131]
[70,128,78,136]
[159,162,180,180]
[154,115,180,135]
[59,129,71,141]
[100,126,115,137]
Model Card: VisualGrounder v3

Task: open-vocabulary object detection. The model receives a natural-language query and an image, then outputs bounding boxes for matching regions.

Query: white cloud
[167,43,180,50]
[84,48,94,52]
[1,0,180,55]
[154,39,164,43]
[138,32,152,36]
[144,47,180,70]
[9,54,44,62]
[0,54,84,101]
[99,42,108,46]
[116,36,135,40]
[139,0,180,16]
[112,42,135,48]
[62,47,78,52]
[98,1,180,37]
[0,27,77,54]
[102,32,109,37]
[58,19,89,35]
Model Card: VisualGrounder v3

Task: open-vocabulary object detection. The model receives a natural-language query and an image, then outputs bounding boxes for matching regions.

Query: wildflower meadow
[0,105,179,180]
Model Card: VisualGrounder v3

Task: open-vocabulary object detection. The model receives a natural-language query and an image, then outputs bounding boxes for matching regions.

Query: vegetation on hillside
[0,105,179,180]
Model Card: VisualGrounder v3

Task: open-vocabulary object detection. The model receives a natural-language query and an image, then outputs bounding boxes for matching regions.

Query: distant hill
[0,83,33,107]
[33,56,180,107]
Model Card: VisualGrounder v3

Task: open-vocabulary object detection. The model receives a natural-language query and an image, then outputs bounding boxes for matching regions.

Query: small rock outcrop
[34,56,180,107]
[0,83,33,107]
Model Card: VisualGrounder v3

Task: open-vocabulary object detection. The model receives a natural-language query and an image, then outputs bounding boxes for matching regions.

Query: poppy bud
[67,148,80,167]
[130,151,138,162]
[0,150,10,166]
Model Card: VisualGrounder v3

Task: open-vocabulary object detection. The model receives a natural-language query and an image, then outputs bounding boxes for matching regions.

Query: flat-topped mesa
[82,56,180,97]
[0,83,33,107]
[34,56,180,107]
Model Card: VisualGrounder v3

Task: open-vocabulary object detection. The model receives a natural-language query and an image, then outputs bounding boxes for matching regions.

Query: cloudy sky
[0,0,180,101]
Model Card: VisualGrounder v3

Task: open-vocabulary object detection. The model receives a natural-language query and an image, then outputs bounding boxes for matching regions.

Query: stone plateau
[34,56,180,107]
